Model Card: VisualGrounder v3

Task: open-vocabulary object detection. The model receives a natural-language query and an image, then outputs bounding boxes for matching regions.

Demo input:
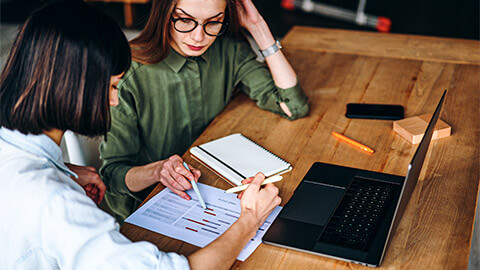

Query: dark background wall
[1,0,479,40]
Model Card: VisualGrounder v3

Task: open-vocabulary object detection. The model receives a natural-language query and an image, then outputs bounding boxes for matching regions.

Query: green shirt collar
[164,47,210,73]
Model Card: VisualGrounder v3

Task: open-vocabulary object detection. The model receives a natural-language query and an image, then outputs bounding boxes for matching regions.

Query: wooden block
[393,114,451,144]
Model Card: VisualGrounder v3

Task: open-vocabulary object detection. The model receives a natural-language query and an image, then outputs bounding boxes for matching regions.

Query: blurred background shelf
[84,0,150,28]
[1,0,478,40]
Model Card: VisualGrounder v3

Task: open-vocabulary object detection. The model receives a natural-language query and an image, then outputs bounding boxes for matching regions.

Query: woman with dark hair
[0,1,280,269]
[100,0,309,222]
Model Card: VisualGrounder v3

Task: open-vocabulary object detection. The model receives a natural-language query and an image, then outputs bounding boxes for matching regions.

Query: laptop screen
[390,90,447,233]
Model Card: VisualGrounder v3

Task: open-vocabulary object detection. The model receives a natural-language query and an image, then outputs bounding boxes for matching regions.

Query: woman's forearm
[188,214,258,270]
[125,161,162,192]
[247,19,297,89]
[246,19,296,117]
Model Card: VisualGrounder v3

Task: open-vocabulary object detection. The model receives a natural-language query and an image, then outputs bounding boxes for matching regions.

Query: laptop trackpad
[280,182,344,226]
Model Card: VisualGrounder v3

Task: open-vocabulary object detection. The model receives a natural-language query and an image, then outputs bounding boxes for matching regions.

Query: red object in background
[280,0,392,33]
[281,0,295,10]
[376,17,392,33]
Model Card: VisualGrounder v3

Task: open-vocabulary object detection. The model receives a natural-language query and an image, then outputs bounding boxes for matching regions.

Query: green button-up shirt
[99,36,309,222]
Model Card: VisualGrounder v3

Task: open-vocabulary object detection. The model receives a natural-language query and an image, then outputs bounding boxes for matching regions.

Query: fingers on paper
[164,174,191,200]
[158,170,191,200]
[162,168,192,191]
[174,189,191,201]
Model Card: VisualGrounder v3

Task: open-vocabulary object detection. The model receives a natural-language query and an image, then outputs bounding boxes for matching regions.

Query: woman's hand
[125,155,201,200]
[238,172,281,228]
[236,0,264,30]
[235,0,298,98]
[65,163,106,204]
[188,172,280,269]
[154,155,201,200]
[126,155,202,200]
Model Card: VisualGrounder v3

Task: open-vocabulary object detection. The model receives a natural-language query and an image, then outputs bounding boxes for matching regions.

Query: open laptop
[263,90,447,267]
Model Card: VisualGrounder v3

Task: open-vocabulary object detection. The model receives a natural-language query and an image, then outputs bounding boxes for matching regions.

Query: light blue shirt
[0,128,189,269]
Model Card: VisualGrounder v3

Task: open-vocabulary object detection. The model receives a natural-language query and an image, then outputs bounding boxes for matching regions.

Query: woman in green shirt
[100,0,309,222]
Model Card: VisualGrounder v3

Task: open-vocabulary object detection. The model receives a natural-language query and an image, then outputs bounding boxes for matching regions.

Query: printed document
[125,183,282,261]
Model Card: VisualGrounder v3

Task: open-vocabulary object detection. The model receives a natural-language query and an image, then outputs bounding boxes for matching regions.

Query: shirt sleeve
[39,185,190,270]
[232,40,309,120]
[99,75,143,205]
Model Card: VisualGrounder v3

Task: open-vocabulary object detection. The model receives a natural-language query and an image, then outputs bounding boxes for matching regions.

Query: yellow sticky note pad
[393,114,451,144]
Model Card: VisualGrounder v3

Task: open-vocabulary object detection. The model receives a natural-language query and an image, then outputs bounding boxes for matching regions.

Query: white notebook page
[190,134,291,185]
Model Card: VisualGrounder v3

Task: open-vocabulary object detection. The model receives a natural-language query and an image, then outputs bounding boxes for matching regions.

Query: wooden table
[121,26,480,269]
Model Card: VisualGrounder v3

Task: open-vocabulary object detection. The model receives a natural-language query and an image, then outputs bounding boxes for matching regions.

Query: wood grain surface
[282,26,480,65]
[121,27,480,269]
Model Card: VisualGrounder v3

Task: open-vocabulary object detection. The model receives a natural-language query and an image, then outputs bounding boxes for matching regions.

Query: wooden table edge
[282,26,480,65]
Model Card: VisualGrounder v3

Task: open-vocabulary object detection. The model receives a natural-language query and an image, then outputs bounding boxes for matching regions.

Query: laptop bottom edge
[262,240,380,267]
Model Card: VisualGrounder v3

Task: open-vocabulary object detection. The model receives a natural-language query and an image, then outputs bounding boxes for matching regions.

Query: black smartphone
[346,103,404,120]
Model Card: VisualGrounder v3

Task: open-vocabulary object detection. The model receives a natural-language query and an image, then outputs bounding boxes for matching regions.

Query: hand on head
[236,0,263,29]
[66,163,106,204]
[238,172,281,228]
[155,155,201,200]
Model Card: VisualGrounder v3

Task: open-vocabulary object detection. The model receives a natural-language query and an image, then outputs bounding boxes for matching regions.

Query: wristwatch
[259,40,282,58]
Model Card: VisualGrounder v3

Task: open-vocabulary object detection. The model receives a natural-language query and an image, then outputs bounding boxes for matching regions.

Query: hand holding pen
[233,174,283,200]
[237,173,282,227]
[149,155,201,201]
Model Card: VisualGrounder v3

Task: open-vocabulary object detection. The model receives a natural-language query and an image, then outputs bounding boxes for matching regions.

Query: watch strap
[259,40,282,58]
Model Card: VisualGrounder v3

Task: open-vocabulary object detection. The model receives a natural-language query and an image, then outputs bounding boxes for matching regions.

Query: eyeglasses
[170,16,228,37]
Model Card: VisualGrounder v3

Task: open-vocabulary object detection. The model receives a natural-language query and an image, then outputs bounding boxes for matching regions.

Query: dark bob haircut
[0,0,131,138]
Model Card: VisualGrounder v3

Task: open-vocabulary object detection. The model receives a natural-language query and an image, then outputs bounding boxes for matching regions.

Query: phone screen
[346,103,404,120]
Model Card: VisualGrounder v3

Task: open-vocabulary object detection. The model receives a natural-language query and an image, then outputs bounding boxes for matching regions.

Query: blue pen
[183,162,207,209]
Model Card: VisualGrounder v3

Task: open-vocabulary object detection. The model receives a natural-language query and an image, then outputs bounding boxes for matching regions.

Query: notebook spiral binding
[239,134,288,165]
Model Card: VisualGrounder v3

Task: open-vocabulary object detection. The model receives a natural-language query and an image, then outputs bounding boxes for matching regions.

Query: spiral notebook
[190,133,292,186]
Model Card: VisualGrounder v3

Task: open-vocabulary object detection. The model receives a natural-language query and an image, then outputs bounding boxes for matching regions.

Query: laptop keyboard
[318,177,395,251]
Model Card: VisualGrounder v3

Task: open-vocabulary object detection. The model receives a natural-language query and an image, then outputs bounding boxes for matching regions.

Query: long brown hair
[130,0,243,64]
[0,0,131,138]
